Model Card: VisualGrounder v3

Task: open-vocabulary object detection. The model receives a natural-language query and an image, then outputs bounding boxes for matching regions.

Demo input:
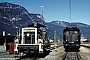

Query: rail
[62,52,84,60]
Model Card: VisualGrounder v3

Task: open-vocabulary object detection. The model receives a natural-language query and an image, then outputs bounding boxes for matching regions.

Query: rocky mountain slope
[0,2,44,35]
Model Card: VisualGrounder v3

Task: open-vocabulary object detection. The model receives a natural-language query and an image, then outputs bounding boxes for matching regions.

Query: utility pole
[86,25,88,38]
[19,27,20,40]
[16,26,20,40]
[54,31,56,42]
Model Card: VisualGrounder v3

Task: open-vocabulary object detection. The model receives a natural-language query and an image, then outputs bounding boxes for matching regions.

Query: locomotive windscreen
[24,32,35,44]
[64,31,79,42]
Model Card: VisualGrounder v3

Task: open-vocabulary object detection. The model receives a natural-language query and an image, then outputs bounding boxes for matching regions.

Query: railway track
[62,52,84,60]
[81,45,90,49]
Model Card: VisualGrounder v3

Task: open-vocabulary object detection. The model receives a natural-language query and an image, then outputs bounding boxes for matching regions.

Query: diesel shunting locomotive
[15,22,50,55]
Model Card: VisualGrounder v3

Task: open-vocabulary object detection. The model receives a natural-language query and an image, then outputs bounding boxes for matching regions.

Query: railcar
[15,22,50,55]
[63,26,81,51]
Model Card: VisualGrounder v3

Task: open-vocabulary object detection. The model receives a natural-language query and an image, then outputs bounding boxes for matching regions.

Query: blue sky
[0,0,90,25]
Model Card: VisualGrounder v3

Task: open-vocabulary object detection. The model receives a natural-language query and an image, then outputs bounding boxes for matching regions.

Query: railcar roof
[63,26,80,31]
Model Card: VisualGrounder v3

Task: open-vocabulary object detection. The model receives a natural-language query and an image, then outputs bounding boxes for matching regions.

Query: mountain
[0,2,44,35]
[0,2,90,40]
[46,20,90,39]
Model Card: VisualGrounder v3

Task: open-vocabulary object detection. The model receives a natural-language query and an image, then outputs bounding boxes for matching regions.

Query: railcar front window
[65,31,69,35]
[64,31,79,42]
[24,32,35,44]
[65,31,79,35]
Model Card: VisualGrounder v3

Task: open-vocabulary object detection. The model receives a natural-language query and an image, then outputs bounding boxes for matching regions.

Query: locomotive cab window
[24,32,35,44]
[38,27,47,32]
[64,31,79,35]
[64,31,80,42]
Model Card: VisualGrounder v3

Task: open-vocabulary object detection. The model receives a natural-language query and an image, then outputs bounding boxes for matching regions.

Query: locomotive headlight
[66,40,67,41]
[27,33,29,36]
[76,40,78,41]
[76,44,79,47]
[65,44,68,46]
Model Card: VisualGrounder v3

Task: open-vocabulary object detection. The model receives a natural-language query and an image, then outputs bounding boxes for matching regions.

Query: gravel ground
[80,46,90,60]
[42,46,65,60]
